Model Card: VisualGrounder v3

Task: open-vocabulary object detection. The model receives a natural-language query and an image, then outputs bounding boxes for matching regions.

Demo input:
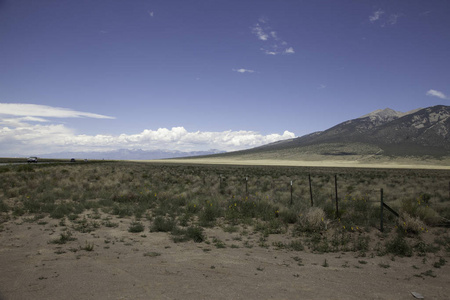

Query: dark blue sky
[0,0,449,155]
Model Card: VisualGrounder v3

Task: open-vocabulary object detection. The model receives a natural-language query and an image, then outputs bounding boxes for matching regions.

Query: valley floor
[155,157,450,170]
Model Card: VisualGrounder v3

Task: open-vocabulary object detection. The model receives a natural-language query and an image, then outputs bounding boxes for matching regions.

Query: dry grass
[0,160,449,258]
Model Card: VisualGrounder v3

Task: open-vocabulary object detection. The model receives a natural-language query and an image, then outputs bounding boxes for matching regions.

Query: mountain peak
[360,108,403,119]
[360,107,423,120]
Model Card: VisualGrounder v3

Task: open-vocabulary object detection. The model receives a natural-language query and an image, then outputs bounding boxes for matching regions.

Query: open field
[157,155,450,170]
[1,161,450,299]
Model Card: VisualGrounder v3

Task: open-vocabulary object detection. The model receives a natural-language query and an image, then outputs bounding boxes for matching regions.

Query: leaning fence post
[290,180,293,206]
[380,188,384,232]
[309,174,313,207]
[335,175,339,218]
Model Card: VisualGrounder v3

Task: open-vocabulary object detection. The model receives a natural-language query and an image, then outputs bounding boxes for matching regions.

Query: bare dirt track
[1,214,449,300]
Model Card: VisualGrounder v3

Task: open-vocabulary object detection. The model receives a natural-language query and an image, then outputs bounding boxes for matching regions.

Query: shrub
[296,207,326,233]
[399,213,425,235]
[150,216,175,232]
[49,231,76,244]
[279,209,298,224]
[353,234,370,252]
[171,225,205,243]
[198,203,221,227]
[385,233,412,257]
[401,198,441,226]
[0,200,9,212]
[186,226,205,243]
[128,221,145,233]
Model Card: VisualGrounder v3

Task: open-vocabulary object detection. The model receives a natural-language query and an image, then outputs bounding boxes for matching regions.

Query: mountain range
[211,105,450,159]
[38,149,224,160]
[36,105,450,160]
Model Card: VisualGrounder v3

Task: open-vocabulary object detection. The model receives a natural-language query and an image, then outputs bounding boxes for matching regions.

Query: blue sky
[1,0,449,156]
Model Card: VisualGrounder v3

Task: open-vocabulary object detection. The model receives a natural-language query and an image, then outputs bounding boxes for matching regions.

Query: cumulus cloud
[284,47,295,54]
[233,68,255,73]
[0,103,295,155]
[426,89,448,100]
[251,18,294,56]
[0,103,114,119]
[0,124,295,155]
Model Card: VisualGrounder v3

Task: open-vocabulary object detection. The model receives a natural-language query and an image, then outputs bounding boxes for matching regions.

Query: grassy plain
[0,160,449,299]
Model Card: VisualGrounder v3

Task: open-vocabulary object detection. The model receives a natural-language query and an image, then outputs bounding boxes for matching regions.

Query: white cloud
[251,24,268,41]
[233,68,255,73]
[0,103,115,119]
[369,9,384,22]
[0,123,296,155]
[263,50,277,55]
[387,14,399,25]
[148,11,154,17]
[426,89,448,100]
[0,103,295,155]
[251,18,294,56]
[369,10,402,27]
[318,84,326,89]
[284,47,295,54]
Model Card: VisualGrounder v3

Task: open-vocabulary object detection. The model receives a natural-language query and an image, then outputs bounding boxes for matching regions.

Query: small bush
[128,221,144,233]
[353,234,370,252]
[385,233,412,257]
[198,204,221,227]
[279,209,298,224]
[151,216,175,232]
[296,207,326,233]
[81,241,94,251]
[433,257,446,268]
[399,213,426,235]
[186,226,205,243]
[401,198,441,226]
[0,200,9,212]
[50,231,76,244]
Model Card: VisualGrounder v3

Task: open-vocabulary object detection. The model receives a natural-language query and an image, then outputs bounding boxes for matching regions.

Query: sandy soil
[152,158,450,170]
[1,213,449,300]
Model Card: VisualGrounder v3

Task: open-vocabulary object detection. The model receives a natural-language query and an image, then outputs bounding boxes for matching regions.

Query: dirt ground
[156,158,450,170]
[0,213,449,300]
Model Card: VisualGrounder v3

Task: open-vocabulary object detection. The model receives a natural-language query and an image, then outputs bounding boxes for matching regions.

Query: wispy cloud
[369,9,384,22]
[148,11,154,17]
[0,103,115,119]
[232,68,255,73]
[318,84,326,90]
[251,18,294,56]
[251,24,268,41]
[369,9,402,27]
[426,89,448,100]
[387,14,399,26]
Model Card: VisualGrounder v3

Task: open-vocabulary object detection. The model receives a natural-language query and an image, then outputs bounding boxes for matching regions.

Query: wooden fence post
[290,180,293,206]
[380,188,384,232]
[309,174,313,207]
[245,177,248,196]
[335,175,339,218]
